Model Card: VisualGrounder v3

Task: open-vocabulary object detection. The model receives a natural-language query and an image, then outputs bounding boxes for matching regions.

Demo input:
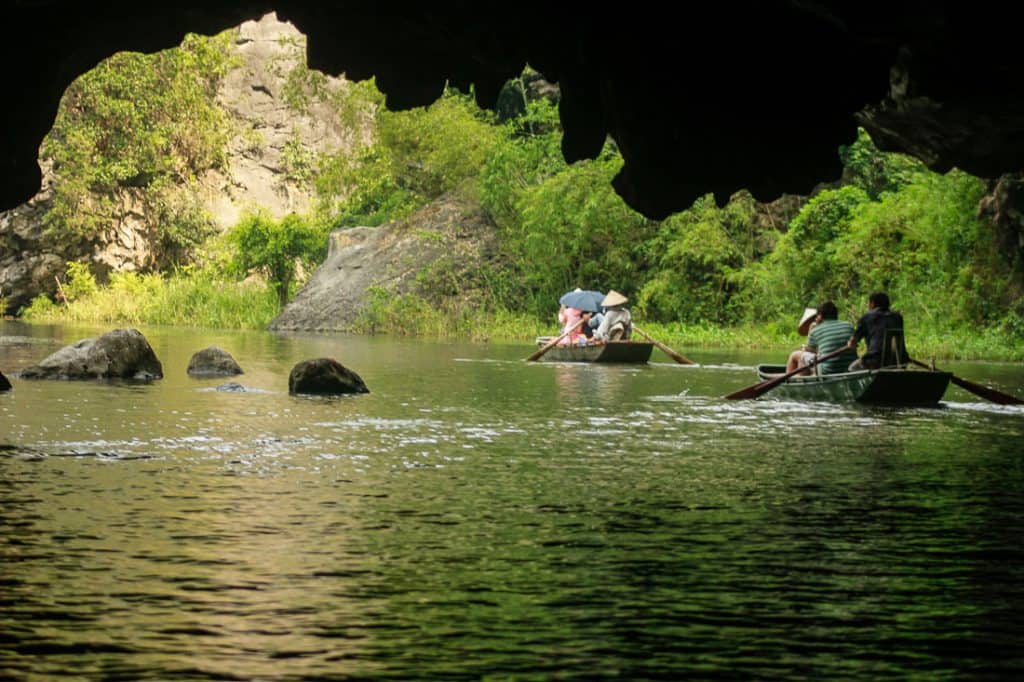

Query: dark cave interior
[3,1,1023,219]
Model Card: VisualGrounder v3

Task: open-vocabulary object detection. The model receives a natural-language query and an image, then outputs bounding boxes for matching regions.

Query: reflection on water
[2,321,1024,679]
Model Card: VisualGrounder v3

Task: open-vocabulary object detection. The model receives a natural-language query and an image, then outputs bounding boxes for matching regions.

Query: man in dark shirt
[848,292,906,370]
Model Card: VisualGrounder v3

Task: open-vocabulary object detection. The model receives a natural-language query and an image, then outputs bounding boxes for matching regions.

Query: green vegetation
[302,97,1024,360]
[43,32,236,262]
[26,260,278,329]
[316,90,502,227]
[21,33,1023,360]
[226,212,327,308]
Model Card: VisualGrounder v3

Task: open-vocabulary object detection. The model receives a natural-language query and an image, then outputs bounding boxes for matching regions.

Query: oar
[632,325,696,365]
[725,346,851,400]
[909,358,1024,405]
[526,318,586,362]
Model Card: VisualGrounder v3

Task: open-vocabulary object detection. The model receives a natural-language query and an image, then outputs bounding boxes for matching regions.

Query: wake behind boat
[754,363,952,405]
[533,337,654,363]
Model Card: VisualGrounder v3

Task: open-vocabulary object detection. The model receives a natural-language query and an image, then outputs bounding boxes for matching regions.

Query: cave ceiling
[2,1,1023,219]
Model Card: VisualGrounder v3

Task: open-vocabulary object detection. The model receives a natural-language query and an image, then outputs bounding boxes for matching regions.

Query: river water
[2,321,1023,680]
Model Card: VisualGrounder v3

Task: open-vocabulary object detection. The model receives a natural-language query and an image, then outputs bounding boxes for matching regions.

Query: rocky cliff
[270,194,500,332]
[0,12,366,314]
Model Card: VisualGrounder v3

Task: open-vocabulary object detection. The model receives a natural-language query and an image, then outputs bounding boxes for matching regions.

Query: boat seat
[880,327,908,368]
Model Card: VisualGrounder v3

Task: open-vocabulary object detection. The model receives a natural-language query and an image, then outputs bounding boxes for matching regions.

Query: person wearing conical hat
[786,305,820,374]
[594,290,632,341]
[797,307,818,336]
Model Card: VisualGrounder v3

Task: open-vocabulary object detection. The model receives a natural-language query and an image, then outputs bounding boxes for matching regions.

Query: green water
[2,321,1023,680]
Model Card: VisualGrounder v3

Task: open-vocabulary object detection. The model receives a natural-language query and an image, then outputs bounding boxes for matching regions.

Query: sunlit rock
[270,194,497,332]
[187,346,244,377]
[0,13,361,314]
[17,328,163,381]
[288,358,368,396]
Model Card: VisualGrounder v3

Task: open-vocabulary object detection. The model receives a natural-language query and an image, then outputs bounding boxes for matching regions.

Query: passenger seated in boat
[848,291,906,370]
[586,310,604,339]
[594,290,632,341]
[558,305,589,346]
[786,307,819,374]
[805,300,858,374]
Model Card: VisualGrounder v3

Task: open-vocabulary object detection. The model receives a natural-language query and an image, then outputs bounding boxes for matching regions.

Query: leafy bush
[227,212,327,307]
[832,170,993,327]
[637,194,759,324]
[42,31,235,251]
[739,185,871,319]
[479,98,565,231]
[317,89,503,228]
[60,261,100,302]
[500,153,656,316]
[839,127,927,199]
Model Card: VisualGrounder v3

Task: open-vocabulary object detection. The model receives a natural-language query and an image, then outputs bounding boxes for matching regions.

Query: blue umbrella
[559,289,605,313]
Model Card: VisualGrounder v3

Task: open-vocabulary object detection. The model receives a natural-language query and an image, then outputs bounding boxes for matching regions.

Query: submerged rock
[187,346,244,376]
[288,358,369,396]
[215,382,248,392]
[0,369,10,391]
[17,328,163,381]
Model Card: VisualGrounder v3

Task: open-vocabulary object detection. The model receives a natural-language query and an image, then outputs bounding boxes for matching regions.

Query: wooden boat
[534,337,654,363]
[754,364,952,405]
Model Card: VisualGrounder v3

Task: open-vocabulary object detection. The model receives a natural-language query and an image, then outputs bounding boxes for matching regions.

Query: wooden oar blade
[724,383,764,401]
[950,375,1024,405]
[632,326,696,365]
[909,357,1024,405]
[725,376,783,400]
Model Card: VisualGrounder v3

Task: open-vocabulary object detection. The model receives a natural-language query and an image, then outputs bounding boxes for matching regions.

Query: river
[2,321,1023,680]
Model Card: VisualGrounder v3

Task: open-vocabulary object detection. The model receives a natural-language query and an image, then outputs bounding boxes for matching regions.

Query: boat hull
[755,365,952,405]
[535,340,654,363]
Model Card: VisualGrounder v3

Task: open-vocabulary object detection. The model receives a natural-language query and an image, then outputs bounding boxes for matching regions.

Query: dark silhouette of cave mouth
[3,2,1024,218]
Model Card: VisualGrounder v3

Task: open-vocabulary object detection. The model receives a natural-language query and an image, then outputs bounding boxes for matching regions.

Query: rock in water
[187,346,243,376]
[18,328,163,381]
[288,358,369,395]
[215,382,248,392]
[0,369,11,391]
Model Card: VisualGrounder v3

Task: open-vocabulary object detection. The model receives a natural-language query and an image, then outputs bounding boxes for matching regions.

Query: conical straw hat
[602,290,628,308]
[798,307,818,336]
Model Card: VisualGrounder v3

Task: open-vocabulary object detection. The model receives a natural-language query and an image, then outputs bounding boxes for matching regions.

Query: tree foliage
[839,127,927,200]
[316,90,503,227]
[43,32,235,257]
[227,212,326,307]
[638,193,762,324]
[506,155,656,316]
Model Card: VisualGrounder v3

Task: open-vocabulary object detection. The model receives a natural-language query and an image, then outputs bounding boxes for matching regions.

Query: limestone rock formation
[204,12,370,229]
[17,328,163,381]
[0,13,364,314]
[978,173,1024,268]
[187,346,244,376]
[288,358,369,395]
[0,161,64,314]
[270,193,500,332]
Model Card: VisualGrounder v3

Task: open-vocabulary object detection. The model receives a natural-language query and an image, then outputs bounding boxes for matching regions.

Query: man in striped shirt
[806,300,858,374]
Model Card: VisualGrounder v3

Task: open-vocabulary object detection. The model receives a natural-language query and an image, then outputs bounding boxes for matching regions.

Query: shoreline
[7,314,1022,363]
